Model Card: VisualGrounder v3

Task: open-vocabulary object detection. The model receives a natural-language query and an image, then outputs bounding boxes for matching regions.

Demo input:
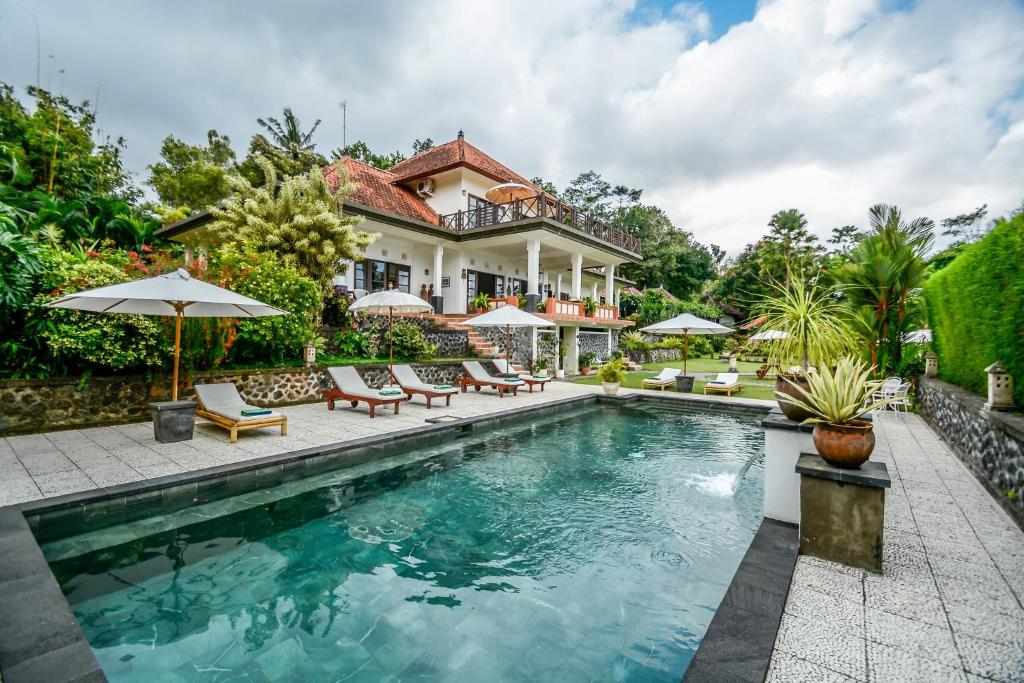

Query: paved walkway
[768,411,1024,682]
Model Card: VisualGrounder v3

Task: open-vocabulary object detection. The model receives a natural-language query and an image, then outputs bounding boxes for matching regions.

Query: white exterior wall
[418,168,496,217]
[763,427,815,524]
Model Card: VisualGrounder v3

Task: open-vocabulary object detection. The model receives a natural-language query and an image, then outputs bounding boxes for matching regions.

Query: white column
[571,254,583,300]
[591,281,598,301]
[556,273,563,299]
[564,326,579,375]
[433,244,444,292]
[604,264,615,305]
[527,239,541,296]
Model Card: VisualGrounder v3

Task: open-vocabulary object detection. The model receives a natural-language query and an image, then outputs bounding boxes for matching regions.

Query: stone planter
[775,373,813,421]
[555,369,566,379]
[675,375,695,392]
[602,382,620,396]
[149,400,197,443]
[813,420,875,469]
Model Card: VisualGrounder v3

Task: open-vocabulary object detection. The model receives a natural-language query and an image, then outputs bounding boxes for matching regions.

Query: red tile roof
[324,159,439,225]
[388,134,540,190]
[739,315,768,330]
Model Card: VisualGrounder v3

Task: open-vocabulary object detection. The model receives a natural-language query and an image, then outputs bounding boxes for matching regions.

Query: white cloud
[1,0,1021,252]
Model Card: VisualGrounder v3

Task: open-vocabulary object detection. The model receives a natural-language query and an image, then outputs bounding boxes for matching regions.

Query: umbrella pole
[172,304,184,402]
[683,330,689,376]
[506,324,511,364]
[388,306,394,379]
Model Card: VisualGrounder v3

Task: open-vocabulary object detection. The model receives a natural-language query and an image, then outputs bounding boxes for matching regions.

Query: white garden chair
[887,382,912,417]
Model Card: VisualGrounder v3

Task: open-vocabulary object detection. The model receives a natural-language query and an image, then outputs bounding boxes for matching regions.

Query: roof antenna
[338,100,347,150]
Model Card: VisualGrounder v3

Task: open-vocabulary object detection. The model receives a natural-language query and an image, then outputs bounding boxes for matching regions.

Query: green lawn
[573,355,777,401]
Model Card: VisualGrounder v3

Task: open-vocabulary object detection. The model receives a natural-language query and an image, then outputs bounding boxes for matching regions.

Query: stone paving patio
[768,411,1024,683]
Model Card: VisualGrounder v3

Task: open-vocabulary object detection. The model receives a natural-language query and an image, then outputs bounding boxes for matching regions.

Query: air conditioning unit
[416,178,435,197]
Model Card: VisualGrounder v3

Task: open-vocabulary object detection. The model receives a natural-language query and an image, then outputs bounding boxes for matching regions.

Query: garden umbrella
[641,313,733,375]
[46,268,286,401]
[485,183,535,204]
[460,305,552,370]
[348,289,433,378]
[903,329,932,344]
[750,329,789,342]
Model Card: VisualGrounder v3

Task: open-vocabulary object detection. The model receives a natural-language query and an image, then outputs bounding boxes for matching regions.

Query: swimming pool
[44,402,764,682]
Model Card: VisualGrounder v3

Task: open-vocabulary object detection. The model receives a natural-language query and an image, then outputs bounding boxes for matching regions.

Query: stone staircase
[413,313,502,359]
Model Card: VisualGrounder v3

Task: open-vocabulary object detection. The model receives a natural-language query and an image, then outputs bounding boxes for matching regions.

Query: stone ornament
[985,360,1016,411]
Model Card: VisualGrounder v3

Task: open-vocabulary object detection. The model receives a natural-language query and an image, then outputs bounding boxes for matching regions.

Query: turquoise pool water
[46,403,764,682]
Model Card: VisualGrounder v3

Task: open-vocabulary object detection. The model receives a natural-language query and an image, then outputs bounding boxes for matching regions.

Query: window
[354,259,411,293]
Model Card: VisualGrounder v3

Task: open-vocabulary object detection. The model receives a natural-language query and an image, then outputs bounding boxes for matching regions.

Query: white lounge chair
[324,366,405,418]
[390,364,458,408]
[459,361,523,397]
[642,368,680,391]
[492,359,552,392]
[704,372,742,396]
[194,383,287,443]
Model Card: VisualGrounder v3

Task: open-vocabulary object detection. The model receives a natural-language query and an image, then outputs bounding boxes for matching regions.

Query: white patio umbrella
[750,329,790,342]
[348,289,433,377]
[46,268,287,401]
[903,329,932,344]
[485,182,535,204]
[641,313,734,375]
[460,304,553,369]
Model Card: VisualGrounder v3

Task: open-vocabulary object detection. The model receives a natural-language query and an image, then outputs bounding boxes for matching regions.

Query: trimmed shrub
[924,216,1024,404]
[376,320,437,362]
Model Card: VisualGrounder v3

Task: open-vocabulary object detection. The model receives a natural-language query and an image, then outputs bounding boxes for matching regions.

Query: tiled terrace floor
[768,411,1024,682]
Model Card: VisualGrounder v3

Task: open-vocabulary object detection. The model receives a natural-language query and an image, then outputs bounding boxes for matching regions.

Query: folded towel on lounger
[240,408,272,417]
[433,384,454,390]
[378,389,403,396]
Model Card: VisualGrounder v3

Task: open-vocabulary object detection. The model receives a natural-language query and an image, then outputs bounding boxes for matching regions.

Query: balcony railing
[438,194,641,256]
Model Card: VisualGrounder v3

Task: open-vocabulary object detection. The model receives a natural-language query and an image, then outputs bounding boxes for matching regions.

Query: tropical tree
[209,155,379,314]
[147,130,237,210]
[840,204,934,373]
[0,225,42,311]
[257,107,322,161]
[755,277,854,374]
[331,140,406,170]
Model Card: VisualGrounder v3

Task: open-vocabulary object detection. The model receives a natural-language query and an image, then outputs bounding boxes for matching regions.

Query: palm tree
[841,204,934,372]
[256,108,322,161]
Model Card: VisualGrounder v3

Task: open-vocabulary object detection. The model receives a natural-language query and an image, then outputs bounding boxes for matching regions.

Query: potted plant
[777,357,891,469]
[582,296,598,317]
[579,351,596,375]
[534,357,549,378]
[755,278,854,421]
[536,300,547,313]
[471,293,491,313]
[597,357,627,395]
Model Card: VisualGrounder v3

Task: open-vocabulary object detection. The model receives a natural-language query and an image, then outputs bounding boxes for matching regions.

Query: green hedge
[924,215,1024,404]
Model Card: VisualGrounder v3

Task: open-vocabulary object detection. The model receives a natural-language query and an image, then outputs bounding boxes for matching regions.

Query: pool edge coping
[0,393,771,683]
[682,518,799,683]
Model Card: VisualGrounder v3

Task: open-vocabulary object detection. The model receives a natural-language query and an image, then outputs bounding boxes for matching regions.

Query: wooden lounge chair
[492,359,552,393]
[390,364,458,408]
[704,372,742,396]
[459,361,523,397]
[641,368,680,391]
[194,383,287,443]
[324,366,405,418]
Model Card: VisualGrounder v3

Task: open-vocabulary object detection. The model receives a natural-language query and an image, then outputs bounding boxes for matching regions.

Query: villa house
[155,131,639,373]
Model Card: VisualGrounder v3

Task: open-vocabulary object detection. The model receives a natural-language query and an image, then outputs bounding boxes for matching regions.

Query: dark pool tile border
[682,519,799,683]
[0,392,771,683]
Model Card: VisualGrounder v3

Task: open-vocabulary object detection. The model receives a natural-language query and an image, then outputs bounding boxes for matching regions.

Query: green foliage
[210,251,321,366]
[210,156,378,307]
[0,225,42,311]
[322,292,350,326]
[378,321,436,362]
[333,327,378,359]
[924,215,1024,404]
[597,357,627,383]
[755,277,854,372]
[619,330,651,351]
[840,204,934,374]
[34,251,168,372]
[777,356,888,425]
[470,293,491,311]
[621,289,720,328]
[582,296,597,316]
[333,140,406,170]
[579,351,597,368]
[147,130,236,210]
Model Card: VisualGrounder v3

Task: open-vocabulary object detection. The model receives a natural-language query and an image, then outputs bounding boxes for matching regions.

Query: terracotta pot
[775,373,813,422]
[813,420,875,469]
[581,366,592,375]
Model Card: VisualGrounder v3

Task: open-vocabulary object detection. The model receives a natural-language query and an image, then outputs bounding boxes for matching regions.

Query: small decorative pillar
[728,354,738,372]
[985,361,1017,411]
[797,453,890,572]
[924,351,938,378]
[304,342,317,367]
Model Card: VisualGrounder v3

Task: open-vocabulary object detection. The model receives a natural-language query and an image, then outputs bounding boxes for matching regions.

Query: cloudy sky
[2,0,1022,252]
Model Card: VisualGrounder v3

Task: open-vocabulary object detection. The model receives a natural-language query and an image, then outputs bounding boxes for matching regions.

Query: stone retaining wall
[0,361,474,436]
[918,377,1024,526]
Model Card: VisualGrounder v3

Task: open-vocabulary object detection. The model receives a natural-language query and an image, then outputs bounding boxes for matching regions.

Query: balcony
[438,193,642,256]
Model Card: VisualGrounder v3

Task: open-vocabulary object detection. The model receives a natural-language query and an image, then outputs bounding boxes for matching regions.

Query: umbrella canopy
[641,313,733,375]
[47,268,286,401]
[750,329,790,342]
[348,289,434,377]
[903,329,932,344]
[461,305,552,367]
[485,183,536,204]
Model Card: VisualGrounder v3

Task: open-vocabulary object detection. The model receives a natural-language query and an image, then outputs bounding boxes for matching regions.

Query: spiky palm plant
[257,108,322,161]
[777,356,890,425]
